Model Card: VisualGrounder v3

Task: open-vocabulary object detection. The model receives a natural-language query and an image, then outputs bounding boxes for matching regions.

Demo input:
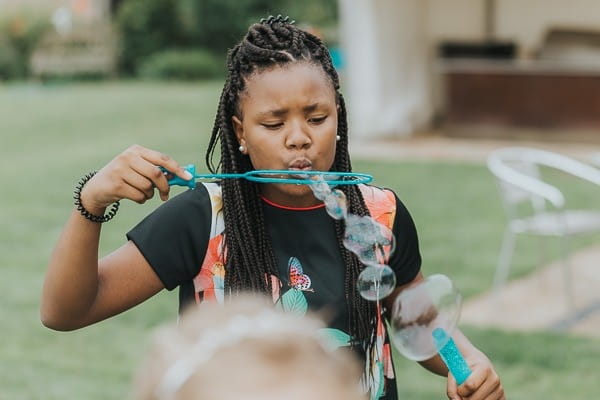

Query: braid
[204,18,376,347]
[331,94,377,348]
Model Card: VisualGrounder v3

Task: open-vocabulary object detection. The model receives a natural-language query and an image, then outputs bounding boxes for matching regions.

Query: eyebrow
[257,103,326,118]
[303,103,321,113]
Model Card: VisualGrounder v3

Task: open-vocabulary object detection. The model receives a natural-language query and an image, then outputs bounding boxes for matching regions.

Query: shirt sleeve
[126,184,212,291]
[388,191,422,286]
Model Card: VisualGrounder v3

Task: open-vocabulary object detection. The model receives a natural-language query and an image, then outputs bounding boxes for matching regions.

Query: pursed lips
[288,158,312,170]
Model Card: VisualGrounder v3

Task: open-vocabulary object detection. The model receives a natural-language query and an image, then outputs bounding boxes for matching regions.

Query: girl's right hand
[80,145,193,214]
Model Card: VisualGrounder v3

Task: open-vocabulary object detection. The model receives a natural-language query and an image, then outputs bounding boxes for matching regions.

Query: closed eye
[308,115,327,124]
[261,122,283,130]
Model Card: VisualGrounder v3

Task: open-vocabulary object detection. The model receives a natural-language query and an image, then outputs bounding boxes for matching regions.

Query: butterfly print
[288,257,313,292]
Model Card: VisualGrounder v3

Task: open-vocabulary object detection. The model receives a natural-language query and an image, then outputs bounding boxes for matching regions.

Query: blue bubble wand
[390,274,472,385]
[433,328,472,385]
[162,164,373,189]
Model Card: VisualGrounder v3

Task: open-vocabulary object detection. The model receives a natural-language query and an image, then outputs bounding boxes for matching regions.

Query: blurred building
[1,0,112,20]
[338,0,600,140]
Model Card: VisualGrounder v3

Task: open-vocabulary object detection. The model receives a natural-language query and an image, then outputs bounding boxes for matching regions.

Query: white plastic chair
[487,147,600,309]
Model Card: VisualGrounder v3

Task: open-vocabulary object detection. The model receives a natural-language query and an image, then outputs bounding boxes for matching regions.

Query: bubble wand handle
[432,328,472,385]
[161,164,373,189]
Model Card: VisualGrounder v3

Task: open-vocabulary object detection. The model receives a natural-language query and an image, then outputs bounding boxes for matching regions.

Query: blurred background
[1,0,599,399]
[3,0,600,138]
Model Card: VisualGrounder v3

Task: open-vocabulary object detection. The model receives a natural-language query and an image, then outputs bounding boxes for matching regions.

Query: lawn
[1,81,599,399]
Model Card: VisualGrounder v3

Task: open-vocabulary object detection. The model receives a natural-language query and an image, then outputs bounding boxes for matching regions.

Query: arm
[384,273,504,400]
[42,236,163,330]
[383,192,503,398]
[41,145,192,331]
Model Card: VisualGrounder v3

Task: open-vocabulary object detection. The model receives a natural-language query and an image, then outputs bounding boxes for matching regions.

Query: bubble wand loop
[161,164,373,189]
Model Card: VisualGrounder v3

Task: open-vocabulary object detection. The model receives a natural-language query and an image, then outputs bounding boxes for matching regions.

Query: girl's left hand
[446,352,505,400]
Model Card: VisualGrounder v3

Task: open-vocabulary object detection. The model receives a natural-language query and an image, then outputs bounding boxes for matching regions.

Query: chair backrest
[488,147,600,219]
[488,148,551,220]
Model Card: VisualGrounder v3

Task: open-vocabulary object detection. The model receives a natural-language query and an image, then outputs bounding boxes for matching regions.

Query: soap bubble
[343,215,395,264]
[323,174,341,187]
[324,189,347,220]
[310,177,331,201]
[388,274,462,361]
[357,264,397,300]
[309,173,399,302]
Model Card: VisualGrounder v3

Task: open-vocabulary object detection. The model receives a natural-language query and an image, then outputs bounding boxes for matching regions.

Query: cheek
[316,130,338,168]
[327,114,339,138]
[328,119,340,163]
[312,117,337,144]
[321,118,339,147]
[245,136,278,168]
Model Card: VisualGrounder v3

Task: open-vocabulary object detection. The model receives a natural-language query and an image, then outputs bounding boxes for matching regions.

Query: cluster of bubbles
[309,177,397,301]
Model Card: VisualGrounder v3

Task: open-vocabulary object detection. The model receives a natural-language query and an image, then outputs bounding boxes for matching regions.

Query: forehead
[239,63,336,113]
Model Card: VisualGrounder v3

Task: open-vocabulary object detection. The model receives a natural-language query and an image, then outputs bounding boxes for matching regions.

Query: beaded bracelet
[73,171,120,223]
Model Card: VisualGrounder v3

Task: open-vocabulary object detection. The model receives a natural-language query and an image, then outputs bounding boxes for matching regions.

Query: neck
[259,184,321,208]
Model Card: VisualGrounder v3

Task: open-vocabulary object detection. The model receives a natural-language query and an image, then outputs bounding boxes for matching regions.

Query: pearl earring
[239,145,245,153]
[336,135,341,141]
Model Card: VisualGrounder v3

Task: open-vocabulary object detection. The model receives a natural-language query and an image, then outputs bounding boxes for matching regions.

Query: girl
[42,16,504,400]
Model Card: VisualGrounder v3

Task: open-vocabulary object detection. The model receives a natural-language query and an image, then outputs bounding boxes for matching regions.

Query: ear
[231,115,244,146]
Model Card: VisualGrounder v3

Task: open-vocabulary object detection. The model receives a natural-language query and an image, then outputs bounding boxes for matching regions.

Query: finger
[457,369,486,398]
[447,373,462,400]
[138,147,192,181]
[119,180,152,204]
[122,171,155,201]
[490,383,505,400]
[130,157,170,201]
[465,378,501,400]
[467,382,504,400]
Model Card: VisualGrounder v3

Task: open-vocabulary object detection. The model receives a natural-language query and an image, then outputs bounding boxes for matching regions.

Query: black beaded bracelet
[73,171,120,223]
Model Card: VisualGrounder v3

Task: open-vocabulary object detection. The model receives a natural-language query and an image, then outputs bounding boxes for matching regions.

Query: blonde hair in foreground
[133,294,366,400]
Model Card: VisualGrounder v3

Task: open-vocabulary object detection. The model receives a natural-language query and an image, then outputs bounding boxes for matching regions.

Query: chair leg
[493,228,516,299]
[559,235,575,310]
[536,235,547,290]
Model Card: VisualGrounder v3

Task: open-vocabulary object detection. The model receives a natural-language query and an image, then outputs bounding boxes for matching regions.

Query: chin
[263,183,319,206]
[280,183,315,197]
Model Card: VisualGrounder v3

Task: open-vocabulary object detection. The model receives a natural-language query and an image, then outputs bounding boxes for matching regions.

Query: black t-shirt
[127,183,422,399]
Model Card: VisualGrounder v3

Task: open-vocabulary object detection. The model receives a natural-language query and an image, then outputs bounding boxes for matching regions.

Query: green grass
[393,327,600,400]
[1,81,599,399]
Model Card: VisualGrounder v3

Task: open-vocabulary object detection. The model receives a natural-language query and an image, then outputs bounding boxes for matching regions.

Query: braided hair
[205,17,377,348]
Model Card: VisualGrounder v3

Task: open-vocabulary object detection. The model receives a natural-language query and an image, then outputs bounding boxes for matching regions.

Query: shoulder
[358,184,397,229]
[358,184,396,205]
[137,183,215,225]
[126,183,217,290]
[166,182,216,209]
[358,184,417,229]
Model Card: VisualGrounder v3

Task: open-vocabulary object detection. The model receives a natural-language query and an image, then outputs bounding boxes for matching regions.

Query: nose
[285,121,312,150]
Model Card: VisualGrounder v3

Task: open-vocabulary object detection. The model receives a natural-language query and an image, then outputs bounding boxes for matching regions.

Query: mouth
[287,159,313,180]
[288,159,312,170]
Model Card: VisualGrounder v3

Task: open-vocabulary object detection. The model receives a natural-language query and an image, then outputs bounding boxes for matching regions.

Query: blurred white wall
[340,0,600,139]
[428,0,600,54]
[427,0,486,41]
[339,0,432,139]
[495,0,600,57]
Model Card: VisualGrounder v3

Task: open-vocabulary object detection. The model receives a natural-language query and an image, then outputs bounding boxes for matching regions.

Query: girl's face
[232,62,339,207]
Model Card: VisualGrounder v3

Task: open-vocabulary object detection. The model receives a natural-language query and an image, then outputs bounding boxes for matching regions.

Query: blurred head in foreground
[133,295,366,400]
